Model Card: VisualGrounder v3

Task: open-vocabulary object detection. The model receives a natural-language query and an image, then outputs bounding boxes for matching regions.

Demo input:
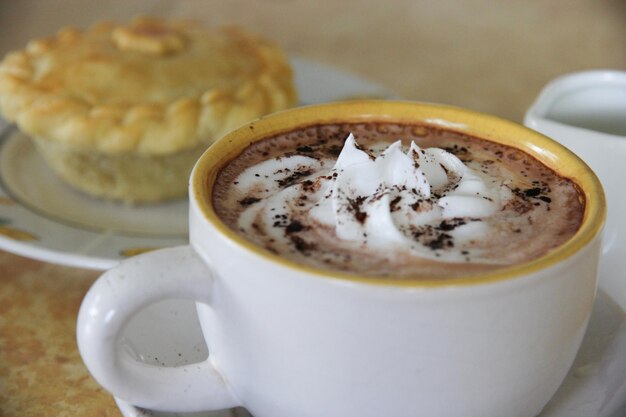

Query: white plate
[0,57,396,269]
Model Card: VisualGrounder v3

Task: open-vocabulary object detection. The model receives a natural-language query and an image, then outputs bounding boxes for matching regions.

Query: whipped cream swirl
[234,133,512,263]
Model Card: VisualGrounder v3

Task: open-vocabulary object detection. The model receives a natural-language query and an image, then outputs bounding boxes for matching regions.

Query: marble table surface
[0,1,624,416]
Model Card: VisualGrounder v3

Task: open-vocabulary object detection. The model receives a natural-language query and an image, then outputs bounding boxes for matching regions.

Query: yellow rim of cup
[192,100,606,287]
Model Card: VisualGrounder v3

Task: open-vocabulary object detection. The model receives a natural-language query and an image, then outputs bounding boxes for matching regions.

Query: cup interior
[191,100,606,287]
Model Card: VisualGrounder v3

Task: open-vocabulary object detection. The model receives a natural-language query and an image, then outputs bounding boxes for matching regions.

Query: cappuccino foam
[213,123,584,279]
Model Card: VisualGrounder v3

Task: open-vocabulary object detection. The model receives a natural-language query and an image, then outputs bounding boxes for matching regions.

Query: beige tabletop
[0,1,624,416]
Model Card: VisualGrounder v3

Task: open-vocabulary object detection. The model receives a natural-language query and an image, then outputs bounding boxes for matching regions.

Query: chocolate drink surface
[213,122,584,279]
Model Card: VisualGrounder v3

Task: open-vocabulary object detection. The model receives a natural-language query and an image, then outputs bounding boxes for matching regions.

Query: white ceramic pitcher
[525,70,626,307]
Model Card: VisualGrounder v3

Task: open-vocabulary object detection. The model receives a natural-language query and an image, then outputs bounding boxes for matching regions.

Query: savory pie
[0,17,297,203]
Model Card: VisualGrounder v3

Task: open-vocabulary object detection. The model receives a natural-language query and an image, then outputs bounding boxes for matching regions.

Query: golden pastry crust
[0,17,297,156]
[32,138,208,203]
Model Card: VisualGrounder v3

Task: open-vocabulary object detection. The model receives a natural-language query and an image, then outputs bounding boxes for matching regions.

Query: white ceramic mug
[77,101,606,417]
[524,70,626,307]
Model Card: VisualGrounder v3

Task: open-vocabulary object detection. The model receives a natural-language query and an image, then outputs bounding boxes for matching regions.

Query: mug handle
[76,245,241,412]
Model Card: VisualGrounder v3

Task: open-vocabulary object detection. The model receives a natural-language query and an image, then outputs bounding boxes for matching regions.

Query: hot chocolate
[213,122,584,279]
